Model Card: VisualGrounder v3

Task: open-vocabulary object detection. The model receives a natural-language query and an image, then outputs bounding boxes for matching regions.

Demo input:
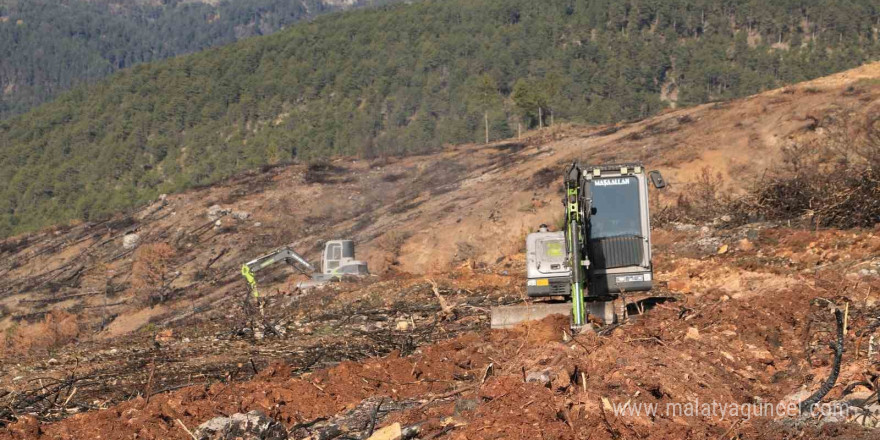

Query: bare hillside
[0,62,878,439]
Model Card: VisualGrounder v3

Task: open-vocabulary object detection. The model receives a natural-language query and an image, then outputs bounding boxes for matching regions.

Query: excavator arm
[241,247,316,298]
[564,162,592,328]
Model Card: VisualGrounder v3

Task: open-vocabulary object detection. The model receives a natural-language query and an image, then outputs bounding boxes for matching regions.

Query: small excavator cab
[318,239,369,279]
[526,228,570,297]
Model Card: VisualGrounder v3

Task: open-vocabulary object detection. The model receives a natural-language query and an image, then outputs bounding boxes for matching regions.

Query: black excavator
[491,162,666,330]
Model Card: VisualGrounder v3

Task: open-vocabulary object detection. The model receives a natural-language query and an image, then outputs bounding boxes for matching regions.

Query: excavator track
[489,289,680,330]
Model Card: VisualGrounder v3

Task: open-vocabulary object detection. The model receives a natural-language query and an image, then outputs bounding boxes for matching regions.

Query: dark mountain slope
[0,0,393,119]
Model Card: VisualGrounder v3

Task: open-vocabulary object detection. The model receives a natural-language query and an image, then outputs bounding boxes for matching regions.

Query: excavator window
[326,243,342,270]
[589,176,641,238]
[541,240,564,260]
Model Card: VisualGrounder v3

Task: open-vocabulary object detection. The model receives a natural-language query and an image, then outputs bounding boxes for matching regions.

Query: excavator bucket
[489,303,572,329]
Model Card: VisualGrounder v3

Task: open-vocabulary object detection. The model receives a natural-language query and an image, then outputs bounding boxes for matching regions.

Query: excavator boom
[241,246,316,298]
[245,247,316,274]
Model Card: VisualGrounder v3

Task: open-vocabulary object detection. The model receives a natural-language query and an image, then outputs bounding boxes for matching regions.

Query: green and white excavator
[241,240,369,298]
[491,162,666,331]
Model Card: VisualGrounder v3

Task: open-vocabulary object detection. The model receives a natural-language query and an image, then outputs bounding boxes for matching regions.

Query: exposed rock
[395,320,411,331]
[194,410,287,440]
[671,222,698,232]
[713,215,733,226]
[122,233,140,250]
[366,423,402,440]
[685,327,701,341]
[207,205,229,221]
[525,369,551,387]
[746,345,774,364]
[858,268,878,278]
[232,211,251,221]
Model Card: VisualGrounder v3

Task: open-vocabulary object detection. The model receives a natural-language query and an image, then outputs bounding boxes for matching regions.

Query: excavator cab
[316,239,369,280]
[583,164,655,298]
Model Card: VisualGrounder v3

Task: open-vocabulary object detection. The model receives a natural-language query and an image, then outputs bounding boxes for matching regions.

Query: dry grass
[654,107,879,229]
[1,310,80,357]
[131,242,176,305]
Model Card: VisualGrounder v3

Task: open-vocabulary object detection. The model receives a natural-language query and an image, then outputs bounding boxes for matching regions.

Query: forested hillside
[1,0,878,237]
[0,0,393,119]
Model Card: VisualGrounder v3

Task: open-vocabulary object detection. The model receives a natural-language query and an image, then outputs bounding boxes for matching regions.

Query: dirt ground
[0,64,879,439]
[2,224,878,439]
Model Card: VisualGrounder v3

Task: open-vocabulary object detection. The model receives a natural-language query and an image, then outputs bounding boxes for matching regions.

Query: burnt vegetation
[655,109,880,229]
[303,161,353,185]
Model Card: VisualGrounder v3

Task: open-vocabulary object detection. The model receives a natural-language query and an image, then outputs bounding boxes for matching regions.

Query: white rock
[122,233,140,250]
[525,370,551,387]
[231,211,251,221]
[194,410,286,440]
[206,204,228,221]
[671,223,697,232]
[366,423,402,440]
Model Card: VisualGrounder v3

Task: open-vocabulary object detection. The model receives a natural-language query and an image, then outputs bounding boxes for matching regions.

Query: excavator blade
[489,303,572,329]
